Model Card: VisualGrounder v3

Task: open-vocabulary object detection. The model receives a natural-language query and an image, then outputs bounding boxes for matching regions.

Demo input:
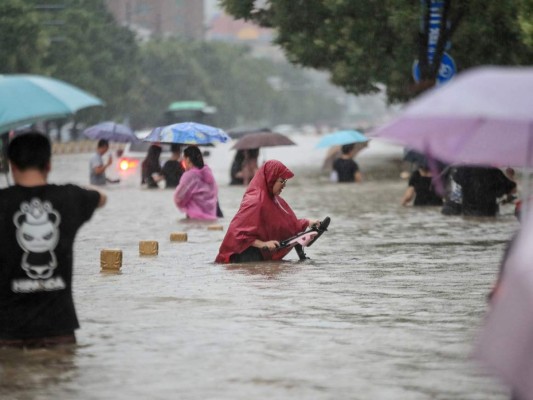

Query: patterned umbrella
[143,122,230,145]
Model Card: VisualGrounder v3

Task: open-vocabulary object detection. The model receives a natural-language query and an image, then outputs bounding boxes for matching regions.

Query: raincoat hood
[215,160,308,263]
[189,165,216,185]
[256,160,294,197]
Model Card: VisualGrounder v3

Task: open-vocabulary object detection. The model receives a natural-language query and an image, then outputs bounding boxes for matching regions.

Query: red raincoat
[215,160,309,263]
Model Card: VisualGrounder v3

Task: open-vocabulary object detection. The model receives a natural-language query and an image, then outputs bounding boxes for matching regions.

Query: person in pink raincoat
[173,146,219,220]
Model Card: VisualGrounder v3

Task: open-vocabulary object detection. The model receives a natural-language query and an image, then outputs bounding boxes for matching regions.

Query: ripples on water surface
[0,139,518,399]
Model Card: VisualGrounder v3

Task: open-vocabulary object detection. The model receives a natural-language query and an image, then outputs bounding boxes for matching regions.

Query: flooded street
[0,135,518,399]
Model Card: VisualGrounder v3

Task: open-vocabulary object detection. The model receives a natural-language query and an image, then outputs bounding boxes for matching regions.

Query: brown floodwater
[0,135,518,399]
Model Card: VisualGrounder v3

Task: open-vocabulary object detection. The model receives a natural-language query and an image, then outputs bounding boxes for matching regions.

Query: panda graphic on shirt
[13,198,61,280]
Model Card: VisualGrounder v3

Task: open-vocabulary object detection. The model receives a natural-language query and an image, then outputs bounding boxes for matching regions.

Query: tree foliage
[221,0,533,102]
[0,0,47,73]
[1,0,344,136]
[29,0,140,123]
[132,39,343,129]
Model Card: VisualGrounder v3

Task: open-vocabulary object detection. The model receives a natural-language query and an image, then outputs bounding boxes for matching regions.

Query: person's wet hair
[146,144,162,160]
[8,131,51,172]
[184,146,204,168]
[97,139,109,148]
[417,161,430,172]
[234,150,245,163]
[341,143,355,155]
[170,143,181,154]
[247,148,259,159]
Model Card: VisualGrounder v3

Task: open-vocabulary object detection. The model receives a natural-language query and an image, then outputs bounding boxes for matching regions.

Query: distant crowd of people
[89,139,519,221]
[400,152,517,218]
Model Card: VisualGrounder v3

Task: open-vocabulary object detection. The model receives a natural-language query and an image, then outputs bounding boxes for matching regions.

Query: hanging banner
[412,0,455,85]
[427,0,444,65]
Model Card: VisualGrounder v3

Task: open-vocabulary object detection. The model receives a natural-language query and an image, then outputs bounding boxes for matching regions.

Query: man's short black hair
[97,139,109,148]
[341,143,355,155]
[8,131,51,171]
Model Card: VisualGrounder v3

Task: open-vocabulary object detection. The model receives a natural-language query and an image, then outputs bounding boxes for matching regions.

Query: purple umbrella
[371,66,533,167]
[474,215,533,400]
[82,121,138,143]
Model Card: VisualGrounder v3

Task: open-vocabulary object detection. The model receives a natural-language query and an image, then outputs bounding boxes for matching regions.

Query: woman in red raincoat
[215,160,319,263]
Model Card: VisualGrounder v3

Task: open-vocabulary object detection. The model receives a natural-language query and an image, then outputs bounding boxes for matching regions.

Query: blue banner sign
[412,52,456,85]
[427,1,444,64]
[413,1,455,85]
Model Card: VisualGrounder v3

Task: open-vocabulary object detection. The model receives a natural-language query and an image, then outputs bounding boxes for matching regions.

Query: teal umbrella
[0,74,104,133]
[315,130,369,148]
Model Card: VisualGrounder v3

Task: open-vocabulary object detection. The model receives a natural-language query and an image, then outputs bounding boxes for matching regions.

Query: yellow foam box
[100,249,122,271]
[170,232,188,242]
[207,225,224,231]
[139,240,158,256]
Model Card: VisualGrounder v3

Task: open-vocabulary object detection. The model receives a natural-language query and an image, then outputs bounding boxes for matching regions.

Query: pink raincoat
[173,165,218,220]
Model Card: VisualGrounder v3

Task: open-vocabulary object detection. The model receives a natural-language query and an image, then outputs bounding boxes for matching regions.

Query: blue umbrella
[143,122,230,145]
[315,130,369,148]
[82,121,138,143]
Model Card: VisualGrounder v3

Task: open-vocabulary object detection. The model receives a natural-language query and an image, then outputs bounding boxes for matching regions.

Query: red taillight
[119,159,138,171]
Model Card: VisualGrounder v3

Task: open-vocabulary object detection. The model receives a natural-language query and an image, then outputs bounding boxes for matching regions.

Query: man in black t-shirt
[401,164,443,206]
[161,143,185,188]
[0,132,106,348]
[332,143,363,183]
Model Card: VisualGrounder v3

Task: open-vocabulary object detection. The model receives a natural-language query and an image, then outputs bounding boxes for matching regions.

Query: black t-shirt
[161,160,184,188]
[0,184,100,340]
[408,170,443,206]
[333,158,360,182]
[454,167,516,216]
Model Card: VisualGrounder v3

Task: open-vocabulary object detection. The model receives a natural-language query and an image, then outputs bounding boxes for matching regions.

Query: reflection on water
[0,143,518,399]
[0,346,77,397]
[225,261,300,279]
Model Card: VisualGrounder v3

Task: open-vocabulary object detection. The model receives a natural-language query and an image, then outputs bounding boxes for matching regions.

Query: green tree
[34,1,140,124]
[518,0,533,48]
[0,0,47,73]
[221,0,533,102]
[131,39,343,129]
[0,0,344,132]
[0,0,140,137]
[130,39,213,129]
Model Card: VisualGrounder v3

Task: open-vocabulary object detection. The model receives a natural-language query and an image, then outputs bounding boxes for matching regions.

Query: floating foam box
[100,249,122,271]
[139,240,158,256]
[170,232,188,242]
